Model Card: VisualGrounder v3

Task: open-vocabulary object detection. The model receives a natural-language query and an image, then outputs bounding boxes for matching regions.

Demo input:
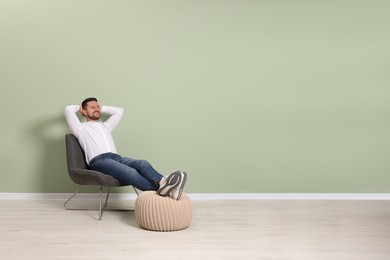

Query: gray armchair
[64,134,138,220]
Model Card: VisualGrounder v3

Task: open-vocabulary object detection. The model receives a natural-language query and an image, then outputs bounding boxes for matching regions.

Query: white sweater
[64,105,124,164]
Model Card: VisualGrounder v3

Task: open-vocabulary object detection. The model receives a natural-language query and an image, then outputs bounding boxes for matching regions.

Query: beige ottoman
[135,191,192,232]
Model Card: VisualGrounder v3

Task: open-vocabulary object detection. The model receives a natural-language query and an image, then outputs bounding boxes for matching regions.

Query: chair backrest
[65,134,88,170]
[64,134,137,192]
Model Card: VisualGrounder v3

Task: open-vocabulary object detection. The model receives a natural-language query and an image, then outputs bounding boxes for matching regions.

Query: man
[64,97,187,200]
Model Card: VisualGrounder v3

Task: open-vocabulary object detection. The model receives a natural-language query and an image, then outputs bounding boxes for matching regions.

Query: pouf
[135,191,192,232]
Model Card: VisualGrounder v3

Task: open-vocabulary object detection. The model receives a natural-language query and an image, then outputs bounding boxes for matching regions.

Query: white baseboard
[1,193,390,200]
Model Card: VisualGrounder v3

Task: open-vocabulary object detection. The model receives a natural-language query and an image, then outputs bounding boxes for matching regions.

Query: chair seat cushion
[135,191,192,232]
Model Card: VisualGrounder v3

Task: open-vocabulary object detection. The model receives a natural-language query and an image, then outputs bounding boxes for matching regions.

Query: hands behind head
[79,106,85,116]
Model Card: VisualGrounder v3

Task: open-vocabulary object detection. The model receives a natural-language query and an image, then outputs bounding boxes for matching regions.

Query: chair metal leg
[64,185,83,207]
[99,186,111,221]
[65,185,137,221]
[132,186,139,196]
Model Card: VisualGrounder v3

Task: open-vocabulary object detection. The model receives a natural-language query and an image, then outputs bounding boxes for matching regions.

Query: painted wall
[1,0,389,193]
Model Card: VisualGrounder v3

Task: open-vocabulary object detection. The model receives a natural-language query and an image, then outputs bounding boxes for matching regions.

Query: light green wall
[1,0,389,193]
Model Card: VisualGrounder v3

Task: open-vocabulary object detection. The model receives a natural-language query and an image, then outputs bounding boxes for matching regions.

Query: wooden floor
[1,198,390,260]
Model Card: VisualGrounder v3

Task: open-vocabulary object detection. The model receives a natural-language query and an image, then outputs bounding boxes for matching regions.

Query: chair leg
[64,185,83,207]
[99,186,111,221]
[132,186,139,196]
[65,185,135,221]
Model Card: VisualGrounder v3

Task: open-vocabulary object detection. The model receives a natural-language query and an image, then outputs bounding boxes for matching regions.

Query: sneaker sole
[176,172,187,200]
[157,171,182,197]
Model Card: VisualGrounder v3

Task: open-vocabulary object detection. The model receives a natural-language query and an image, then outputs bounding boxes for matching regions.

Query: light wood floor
[1,198,390,260]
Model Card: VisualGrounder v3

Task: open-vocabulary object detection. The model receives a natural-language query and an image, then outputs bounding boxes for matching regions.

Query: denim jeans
[89,153,164,191]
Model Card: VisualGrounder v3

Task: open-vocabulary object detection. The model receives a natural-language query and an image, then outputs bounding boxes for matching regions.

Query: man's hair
[81,97,98,109]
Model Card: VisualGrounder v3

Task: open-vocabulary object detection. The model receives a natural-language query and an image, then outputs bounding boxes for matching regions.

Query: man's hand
[79,105,84,116]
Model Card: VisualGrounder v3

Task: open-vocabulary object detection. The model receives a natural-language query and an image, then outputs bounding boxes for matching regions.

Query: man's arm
[101,105,124,131]
[64,105,82,136]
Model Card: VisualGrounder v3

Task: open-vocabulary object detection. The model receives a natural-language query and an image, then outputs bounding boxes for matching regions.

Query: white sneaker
[169,171,187,200]
[157,170,182,197]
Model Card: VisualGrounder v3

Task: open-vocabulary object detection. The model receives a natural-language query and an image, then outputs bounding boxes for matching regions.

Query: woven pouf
[135,191,192,232]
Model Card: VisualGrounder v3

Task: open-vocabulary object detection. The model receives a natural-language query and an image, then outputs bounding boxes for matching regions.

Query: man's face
[83,101,101,121]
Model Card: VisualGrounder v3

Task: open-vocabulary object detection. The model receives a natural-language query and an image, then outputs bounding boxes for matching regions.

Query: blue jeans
[89,153,164,191]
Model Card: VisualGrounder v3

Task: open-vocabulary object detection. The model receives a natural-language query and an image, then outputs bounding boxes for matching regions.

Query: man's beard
[87,112,101,121]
